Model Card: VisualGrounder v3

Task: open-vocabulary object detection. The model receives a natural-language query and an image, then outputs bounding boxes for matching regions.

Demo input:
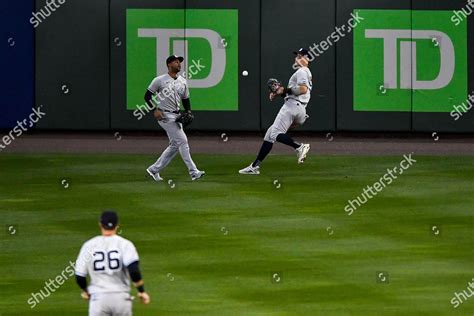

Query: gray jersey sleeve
[177,77,190,99]
[285,67,312,104]
[182,82,190,99]
[75,242,93,277]
[147,77,162,94]
[122,240,139,267]
[296,68,311,89]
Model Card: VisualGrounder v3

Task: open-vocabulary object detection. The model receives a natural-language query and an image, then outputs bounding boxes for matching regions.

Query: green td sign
[354,10,467,112]
[126,9,238,111]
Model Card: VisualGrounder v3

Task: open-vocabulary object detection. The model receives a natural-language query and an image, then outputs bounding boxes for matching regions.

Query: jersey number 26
[93,250,120,271]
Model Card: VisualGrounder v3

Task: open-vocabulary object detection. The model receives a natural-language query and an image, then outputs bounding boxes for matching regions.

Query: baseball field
[1,151,473,315]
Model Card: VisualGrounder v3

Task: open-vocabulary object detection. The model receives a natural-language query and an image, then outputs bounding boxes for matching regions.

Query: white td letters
[365,29,455,90]
[138,28,226,88]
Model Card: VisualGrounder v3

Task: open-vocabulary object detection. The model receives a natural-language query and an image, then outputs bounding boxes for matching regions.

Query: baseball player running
[75,211,150,316]
[239,48,312,175]
[144,55,205,181]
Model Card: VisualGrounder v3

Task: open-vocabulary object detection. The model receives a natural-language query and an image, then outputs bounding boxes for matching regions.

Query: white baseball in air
[242,70,248,76]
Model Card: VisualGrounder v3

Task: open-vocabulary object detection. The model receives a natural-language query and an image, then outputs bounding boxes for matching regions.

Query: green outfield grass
[0,153,473,315]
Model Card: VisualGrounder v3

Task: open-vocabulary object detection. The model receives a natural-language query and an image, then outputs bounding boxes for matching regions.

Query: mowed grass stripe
[0,154,472,315]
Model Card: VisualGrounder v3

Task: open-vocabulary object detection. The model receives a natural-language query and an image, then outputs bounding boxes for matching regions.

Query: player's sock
[252,141,273,167]
[276,134,300,149]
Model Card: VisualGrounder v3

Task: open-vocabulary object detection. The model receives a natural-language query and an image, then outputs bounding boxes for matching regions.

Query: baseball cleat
[296,143,310,164]
[191,170,206,181]
[146,168,163,182]
[239,164,260,175]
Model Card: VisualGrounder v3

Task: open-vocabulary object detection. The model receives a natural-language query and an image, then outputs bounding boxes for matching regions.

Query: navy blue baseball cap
[166,55,184,65]
[100,210,118,230]
[293,48,309,57]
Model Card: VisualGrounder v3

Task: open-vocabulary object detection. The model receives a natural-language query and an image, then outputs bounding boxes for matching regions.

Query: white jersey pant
[264,99,308,143]
[89,292,132,316]
[149,112,198,175]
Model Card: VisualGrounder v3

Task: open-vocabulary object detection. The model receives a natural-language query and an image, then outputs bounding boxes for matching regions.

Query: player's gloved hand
[175,110,194,127]
[269,87,285,101]
[80,291,90,300]
[153,109,164,120]
[275,86,285,95]
[267,78,284,101]
[138,292,151,304]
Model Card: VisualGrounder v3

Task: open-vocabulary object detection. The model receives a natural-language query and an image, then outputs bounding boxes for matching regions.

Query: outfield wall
[2,0,473,132]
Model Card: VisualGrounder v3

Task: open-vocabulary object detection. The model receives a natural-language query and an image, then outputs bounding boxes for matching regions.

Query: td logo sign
[354,10,467,112]
[126,9,238,111]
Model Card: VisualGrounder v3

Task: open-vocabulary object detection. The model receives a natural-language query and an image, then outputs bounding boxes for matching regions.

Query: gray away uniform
[264,66,312,143]
[146,74,199,175]
[75,235,139,316]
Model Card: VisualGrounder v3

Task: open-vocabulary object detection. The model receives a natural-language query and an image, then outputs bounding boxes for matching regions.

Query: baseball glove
[267,78,282,93]
[175,110,194,127]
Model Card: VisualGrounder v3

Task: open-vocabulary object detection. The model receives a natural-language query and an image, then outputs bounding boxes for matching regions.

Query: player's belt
[285,97,307,106]
[159,109,180,114]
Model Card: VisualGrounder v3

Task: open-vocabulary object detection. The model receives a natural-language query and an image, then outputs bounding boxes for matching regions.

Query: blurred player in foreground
[75,210,150,315]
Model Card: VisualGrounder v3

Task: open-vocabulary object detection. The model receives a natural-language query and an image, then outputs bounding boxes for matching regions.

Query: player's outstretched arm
[127,261,150,304]
[282,84,308,96]
[296,84,309,94]
[270,85,308,101]
[75,274,90,300]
